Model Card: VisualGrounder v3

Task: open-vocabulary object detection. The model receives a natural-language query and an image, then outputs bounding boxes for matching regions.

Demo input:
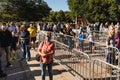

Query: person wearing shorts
[27,23,37,49]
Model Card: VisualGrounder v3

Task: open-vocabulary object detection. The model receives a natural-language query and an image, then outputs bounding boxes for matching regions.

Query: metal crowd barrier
[53,39,120,80]
[53,40,92,80]
[92,30,108,42]
[37,30,120,80]
[80,39,120,67]
[51,32,120,66]
[92,59,120,80]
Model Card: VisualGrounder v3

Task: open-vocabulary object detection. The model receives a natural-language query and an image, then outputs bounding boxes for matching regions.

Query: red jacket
[38,41,55,64]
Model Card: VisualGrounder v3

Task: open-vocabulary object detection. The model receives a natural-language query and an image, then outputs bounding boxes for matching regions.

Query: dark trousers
[0,60,3,74]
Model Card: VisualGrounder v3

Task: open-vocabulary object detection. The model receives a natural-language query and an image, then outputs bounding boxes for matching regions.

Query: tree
[0,0,51,21]
[87,0,120,22]
[56,10,65,22]
[108,1,120,21]
[43,10,72,22]
[49,11,57,22]
[67,0,88,24]
[65,11,73,22]
[67,0,88,18]
[67,0,120,22]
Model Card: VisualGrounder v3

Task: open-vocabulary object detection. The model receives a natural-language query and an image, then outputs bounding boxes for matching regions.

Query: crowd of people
[0,22,37,78]
[0,21,120,79]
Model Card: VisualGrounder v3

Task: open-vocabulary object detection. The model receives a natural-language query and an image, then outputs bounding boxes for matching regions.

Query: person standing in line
[87,32,94,53]
[106,27,115,54]
[105,48,114,74]
[0,24,8,78]
[38,32,55,80]
[8,22,19,61]
[0,23,13,68]
[94,22,100,40]
[114,27,120,50]
[19,24,31,61]
[78,31,86,51]
[65,23,75,49]
[27,23,37,50]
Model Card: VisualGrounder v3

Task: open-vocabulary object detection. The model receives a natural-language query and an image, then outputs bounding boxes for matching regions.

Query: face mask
[1,25,7,31]
[45,36,50,41]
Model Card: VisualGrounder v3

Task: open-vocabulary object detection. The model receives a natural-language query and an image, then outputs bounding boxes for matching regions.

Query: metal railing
[37,30,120,80]
[51,32,120,66]
[92,59,120,80]
[53,40,92,80]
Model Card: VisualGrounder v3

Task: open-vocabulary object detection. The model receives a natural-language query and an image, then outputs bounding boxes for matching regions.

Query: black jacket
[0,30,12,47]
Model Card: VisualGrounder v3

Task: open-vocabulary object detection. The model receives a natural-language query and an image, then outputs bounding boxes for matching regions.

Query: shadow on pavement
[0,49,36,80]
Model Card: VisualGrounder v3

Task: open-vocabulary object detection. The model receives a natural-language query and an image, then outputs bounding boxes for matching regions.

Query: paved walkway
[0,49,76,80]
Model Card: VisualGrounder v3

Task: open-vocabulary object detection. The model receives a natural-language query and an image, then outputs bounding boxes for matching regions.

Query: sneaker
[10,57,13,62]
[10,56,16,62]
[27,58,31,61]
[0,73,7,78]
[12,56,16,60]
[5,63,13,68]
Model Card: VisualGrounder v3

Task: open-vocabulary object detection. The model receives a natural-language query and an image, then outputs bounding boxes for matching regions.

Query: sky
[44,0,69,11]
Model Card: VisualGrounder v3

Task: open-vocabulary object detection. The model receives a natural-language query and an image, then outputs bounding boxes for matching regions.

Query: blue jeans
[67,36,73,49]
[40,62,53,80]
[21,42,31,59]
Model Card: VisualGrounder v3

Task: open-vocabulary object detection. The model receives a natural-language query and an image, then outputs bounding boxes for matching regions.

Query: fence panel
[54,40,92,80]
[92,59,120,80]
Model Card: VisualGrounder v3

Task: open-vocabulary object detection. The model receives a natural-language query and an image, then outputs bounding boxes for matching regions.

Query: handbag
[35,53,40,61]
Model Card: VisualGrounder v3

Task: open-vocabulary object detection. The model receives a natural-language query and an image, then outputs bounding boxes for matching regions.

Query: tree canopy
[43,10,72,22]
[0,0,51,21]
[67,0,120,22]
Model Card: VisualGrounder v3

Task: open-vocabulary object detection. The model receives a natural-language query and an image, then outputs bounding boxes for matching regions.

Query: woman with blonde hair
[19,24,31,61]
